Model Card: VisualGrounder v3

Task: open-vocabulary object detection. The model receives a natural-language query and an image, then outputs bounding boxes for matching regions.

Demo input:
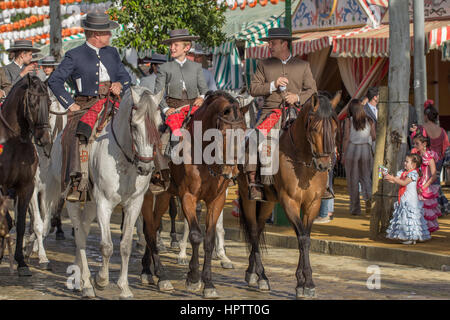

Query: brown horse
[140,91,246,298]
[0,74,51,276]
[237,92,339,299]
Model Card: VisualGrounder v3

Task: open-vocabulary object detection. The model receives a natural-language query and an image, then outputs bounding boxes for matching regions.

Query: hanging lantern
[248,0,257,8]
[259,0,268,6]
[240,0,246,9]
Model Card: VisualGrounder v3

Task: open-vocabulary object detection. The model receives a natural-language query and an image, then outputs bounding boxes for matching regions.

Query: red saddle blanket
[165,105,199,136]
[256,106,300,136]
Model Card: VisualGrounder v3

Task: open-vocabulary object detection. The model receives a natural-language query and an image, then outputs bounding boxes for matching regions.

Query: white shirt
[14,60,23,69]
[86,41,110,82]
[174,58,187,91]
[367,102,378,120]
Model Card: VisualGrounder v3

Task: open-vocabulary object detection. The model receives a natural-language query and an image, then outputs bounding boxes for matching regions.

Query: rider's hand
[69,103,81,112]
[165,108,176,116]
[285,92,299,105]
[193,97,204,107]
[275,77,289,88]
[0,89,5,98]
[20,64,36,78]
[110,82,122,96]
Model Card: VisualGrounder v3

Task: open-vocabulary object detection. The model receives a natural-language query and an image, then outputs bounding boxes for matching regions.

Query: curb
[161,219,450,271]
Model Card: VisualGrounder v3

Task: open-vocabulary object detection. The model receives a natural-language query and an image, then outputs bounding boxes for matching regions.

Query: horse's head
[128,87,164,176]
[24,75,52,151]
[303,93,339,172]
[194,91,246,164]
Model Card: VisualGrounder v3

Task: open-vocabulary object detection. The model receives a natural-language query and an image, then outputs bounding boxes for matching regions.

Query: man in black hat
[150,29,208,192]
[245,27,317,200]
[48,11,131,202]
[139,53,167,93]
[3,39,41,88]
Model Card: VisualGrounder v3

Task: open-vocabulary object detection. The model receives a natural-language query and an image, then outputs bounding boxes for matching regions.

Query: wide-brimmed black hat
[142,53,168,64]
[161,29,199,45]
[7,39,41,53]
[259,27,300,42]
[81,11,119,31]
[39,55,59,66]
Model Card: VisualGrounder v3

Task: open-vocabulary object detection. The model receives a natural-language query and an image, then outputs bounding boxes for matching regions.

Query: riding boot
[66,176,82,202]
[149,147,170,195]
[247,171,263,201]
[66,135,86,202]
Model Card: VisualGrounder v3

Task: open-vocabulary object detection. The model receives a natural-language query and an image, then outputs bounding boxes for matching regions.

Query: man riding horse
[48,12,131,202]
[246,28,317,200]
[150,29,209,192]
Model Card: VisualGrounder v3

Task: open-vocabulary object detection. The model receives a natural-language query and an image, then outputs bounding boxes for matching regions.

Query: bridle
[287,97,335,172]
[0,77,50,143]
[111,103,156,166]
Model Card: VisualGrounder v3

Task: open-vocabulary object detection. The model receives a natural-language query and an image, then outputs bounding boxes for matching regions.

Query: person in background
[314,152,336,224]
[411,100,450,214]
[342,99,376,215]
[139,53,167,93]
[363,87,379,124]
[384,153,431,244]
[413,134,442,233]
[188,43,217,91]
[4,40,41,87]
[39,55,59,79]
[29,53,47,81]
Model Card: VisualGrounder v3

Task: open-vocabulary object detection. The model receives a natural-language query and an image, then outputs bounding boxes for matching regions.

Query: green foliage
[109,0,227,53]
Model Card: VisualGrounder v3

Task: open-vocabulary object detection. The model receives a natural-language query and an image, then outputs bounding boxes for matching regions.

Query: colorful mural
[292,0,369,31]
[410,0,450,20]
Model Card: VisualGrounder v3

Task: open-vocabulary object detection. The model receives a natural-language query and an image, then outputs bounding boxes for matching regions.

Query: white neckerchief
[280,54,292,65]
[14,60,23,69]
[86,41,110,82]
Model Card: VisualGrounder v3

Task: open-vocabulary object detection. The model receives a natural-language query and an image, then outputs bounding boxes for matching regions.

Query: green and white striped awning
[213,42,243,90]
[236,15,283,48]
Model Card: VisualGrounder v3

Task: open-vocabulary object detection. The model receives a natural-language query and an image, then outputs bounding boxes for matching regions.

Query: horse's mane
[132,87,162,147]
[190,90,239,125]
[1,74,32,108]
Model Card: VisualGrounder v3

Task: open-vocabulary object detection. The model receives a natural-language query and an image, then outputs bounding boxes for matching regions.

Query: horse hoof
[245,272,258,287]
[186,280,202,293]
[39,262,52,271]
[178,257,188,266]
[203,288,220,299]
[93,275,108,291]
[171,241,180,249]
[55,232,65,241]
[158,280,174,292]
[220,261,234,269]
[296,287,316,299]
[140,273,155,286]
[17,266,32,277]
[119,295,134,300]
[258,279,270,291]
[82,287,96,299]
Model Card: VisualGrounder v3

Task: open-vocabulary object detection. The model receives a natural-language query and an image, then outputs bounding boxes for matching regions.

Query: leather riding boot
[149,148,170,195]
[247,171,263,201]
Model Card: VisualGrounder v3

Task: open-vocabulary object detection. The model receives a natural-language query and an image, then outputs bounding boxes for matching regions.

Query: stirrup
[66,186,82,202]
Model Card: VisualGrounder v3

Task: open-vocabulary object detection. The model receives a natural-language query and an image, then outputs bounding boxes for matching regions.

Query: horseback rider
[150,29,208,192]
[48,11,131,202]
[246,27,317,200]
[2,40,41,97]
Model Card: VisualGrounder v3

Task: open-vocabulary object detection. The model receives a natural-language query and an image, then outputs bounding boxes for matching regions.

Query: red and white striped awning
[332,20,450,58]
[245,27,369,59]
[362,0,388,8]
[429,24,450,50]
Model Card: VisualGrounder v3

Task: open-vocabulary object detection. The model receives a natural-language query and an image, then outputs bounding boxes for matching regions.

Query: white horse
[48,86,163,299]
[25,94,67,270]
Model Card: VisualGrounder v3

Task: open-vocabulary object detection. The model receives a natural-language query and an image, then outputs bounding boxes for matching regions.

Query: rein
[111,99,156,166]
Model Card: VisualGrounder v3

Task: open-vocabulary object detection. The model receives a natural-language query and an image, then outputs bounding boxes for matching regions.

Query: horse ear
[312,93,320,112]
[131,87,141,106]
[330,90,342,110]
[151,89,165,107]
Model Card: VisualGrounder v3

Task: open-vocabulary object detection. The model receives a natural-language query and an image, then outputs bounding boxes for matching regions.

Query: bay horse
[0,74,51,276]
[47,86,163,299]
[140,91,246,298]
[237,92,339,299]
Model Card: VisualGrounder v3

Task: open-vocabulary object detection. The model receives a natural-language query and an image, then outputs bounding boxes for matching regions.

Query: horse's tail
[238,196,267,253]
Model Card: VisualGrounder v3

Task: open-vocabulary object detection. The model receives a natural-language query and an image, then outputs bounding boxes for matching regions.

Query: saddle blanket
[256,106,300,136]
[78,97,120,139]
[165,105,199,137]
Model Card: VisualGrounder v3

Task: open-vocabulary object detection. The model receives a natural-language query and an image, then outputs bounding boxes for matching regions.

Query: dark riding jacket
[48,43,131,109]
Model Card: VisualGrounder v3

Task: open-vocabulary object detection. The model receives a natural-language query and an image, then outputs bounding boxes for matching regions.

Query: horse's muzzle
[137,163,153,176]
[313,157,331,172]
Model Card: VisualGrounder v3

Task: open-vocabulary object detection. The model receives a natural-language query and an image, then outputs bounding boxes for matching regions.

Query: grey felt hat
[39,55,59,66]
[259,28,300,42]
[161,29,200,45]
[7,40,41,53]
[81,11,119,31]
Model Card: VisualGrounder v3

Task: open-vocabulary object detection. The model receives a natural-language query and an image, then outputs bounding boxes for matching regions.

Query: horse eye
[223,109,231,116]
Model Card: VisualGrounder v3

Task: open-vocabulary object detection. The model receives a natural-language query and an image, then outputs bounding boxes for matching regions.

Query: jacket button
[96,72,98,75]
[95,90,98,94]
[96,81,98,84]
[96,63,99,66]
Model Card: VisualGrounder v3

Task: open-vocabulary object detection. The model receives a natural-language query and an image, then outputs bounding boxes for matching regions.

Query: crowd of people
[315,83,449,245]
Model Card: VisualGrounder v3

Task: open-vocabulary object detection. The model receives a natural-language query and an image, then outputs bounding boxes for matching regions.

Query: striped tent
[211,15,283,90]
[443,40,450,61]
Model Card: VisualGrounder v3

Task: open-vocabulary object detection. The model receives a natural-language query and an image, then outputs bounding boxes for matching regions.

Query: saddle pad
[165,105,199,137]
[256,106,301,136]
